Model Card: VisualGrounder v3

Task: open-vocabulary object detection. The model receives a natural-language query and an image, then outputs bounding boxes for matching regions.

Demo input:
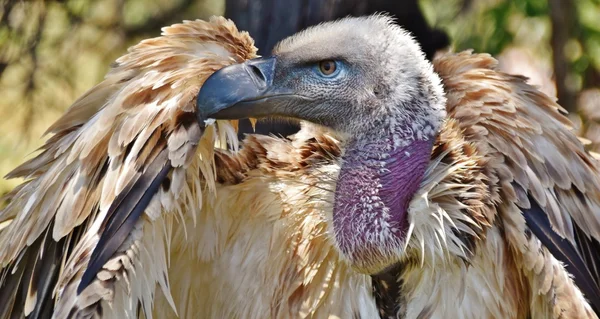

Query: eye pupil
[319,60,337,76]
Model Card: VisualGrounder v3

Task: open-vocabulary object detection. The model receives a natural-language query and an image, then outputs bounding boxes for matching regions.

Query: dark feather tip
[523,194,600,314]
[78,150,171,294]
[371,262,403,318]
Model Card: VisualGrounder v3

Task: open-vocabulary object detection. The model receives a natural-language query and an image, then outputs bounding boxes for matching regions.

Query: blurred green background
[0,0,599,196]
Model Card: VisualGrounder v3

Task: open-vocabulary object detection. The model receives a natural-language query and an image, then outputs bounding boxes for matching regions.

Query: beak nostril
[249,64,266,82]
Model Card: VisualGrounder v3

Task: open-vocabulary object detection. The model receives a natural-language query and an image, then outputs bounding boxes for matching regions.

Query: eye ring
[318,60,338,77]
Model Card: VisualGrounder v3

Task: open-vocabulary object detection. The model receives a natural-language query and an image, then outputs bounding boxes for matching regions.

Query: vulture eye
[317,60,338,77]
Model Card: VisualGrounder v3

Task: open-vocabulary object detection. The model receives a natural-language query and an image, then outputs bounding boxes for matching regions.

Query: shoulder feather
[0,16,256,318]
[435,51,600,315]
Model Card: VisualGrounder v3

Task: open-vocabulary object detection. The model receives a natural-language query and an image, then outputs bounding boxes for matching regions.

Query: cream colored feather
[0,17,256,318]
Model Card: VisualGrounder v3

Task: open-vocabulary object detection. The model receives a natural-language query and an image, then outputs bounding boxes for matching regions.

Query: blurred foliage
[420,0,600,153]
[1,0,599,195]
[0,0,222,194]
[421,0,600,93]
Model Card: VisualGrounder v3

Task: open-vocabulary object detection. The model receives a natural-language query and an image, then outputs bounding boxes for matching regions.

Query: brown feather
[437,51,600,317]
[0,17,256,318]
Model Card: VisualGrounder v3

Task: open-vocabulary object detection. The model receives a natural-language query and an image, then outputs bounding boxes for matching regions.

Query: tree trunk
[548,0,577,113]
[225,0,449,136]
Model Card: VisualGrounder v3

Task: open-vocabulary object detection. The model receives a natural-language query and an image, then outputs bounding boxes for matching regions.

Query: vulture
[1,14,599,319]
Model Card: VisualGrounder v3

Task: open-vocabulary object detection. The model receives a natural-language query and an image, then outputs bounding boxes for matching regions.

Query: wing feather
[79,149,171,293]
[0,16,257,317]
[436,51,600,315]
[523,195,600,312]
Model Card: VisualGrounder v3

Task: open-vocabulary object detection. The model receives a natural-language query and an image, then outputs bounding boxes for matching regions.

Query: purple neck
[333,132,433,261]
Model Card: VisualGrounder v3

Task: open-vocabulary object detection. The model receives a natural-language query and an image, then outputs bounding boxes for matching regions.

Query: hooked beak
[196,56,295,123]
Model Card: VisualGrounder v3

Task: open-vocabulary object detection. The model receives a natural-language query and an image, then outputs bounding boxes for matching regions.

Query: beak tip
[196,68,240,121]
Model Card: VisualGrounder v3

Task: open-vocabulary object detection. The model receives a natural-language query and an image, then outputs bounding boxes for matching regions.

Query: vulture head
[197,15,447,274]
